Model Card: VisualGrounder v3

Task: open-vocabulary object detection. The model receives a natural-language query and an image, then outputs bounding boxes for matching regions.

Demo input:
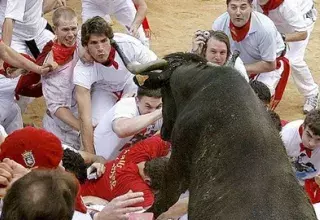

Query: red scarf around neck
[52,41,76,66]
[261,0,284,15]
[102,47,119,69]
[229,16,251,42]
[299,125,313,158]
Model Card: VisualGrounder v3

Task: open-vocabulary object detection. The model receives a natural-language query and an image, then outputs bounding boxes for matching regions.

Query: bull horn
[126,59,168,74]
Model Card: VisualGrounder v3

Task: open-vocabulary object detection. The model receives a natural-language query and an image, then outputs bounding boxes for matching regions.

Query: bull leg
[148,151,190,218]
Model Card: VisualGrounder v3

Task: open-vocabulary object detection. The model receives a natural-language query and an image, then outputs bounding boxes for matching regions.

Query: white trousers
[0,102,23,134]
[91,78,138,126]
[254,65,283,96]
[82,0,149,47]
[42,113,81,150]
[285,23,318,98]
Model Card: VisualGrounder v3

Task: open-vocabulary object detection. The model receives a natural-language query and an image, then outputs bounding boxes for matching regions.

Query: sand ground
[24,0,320,126]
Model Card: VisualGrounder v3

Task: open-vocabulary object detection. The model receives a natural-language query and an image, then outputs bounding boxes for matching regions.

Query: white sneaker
[303,94,319,114]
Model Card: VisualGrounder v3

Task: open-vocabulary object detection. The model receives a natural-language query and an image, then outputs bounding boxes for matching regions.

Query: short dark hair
[1,169,78,220]
[81,16,114,46]
[226,0,253,5]
[62,149,88,184]
[137,87,162,99]
[250,80,271,105]
[144,157,169,191]
[304,110,320,136]
[267,109,282,132]
[202,30,231,62]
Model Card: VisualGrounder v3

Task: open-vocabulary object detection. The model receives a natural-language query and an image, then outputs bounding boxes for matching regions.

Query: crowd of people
[0,0,319,219]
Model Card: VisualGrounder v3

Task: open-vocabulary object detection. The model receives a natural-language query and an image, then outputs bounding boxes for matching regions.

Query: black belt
[25,22,54,58]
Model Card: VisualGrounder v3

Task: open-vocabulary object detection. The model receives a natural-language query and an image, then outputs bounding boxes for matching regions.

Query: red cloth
[133,4,150,31]
[249,56,290,110]
[14,41,54,99]
[75,181,87,213]
[0,127,63,169]
[229,16,251,42]
[3,54,35,73]
[261,0,284,15]
[52,41,76,66]
[304,178,320,204]
[269,56,290,110]
[80,135,170,207]
[102,47,119,69]
[280,120,289,127]
[299,124,313,158]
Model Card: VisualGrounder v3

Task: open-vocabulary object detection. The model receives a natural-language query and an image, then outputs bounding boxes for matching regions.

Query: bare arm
[78,150,106,164]
[112,109,162,138]
[75,85,95,154]
[0,41,51,74]
[2,18,14,46]
[245,60,276,75]
[42,0,66,14]
[130,0,148,36]
[282,31,307,42]
[54,107,81,131]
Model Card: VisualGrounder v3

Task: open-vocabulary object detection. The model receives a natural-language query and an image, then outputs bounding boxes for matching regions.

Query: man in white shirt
[82,0,149,47]
[0,0,57,58]
[94,87,162,160]
[74,16,157,154]
[255,0,319,114]
[212,0,287,99]
[281,109,320,204]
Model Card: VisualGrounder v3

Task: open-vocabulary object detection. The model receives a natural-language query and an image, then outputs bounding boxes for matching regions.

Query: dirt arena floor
[24,0,320,126]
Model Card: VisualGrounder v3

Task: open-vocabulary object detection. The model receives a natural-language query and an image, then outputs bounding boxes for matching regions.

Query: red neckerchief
[229,15,251,42]
[261,0,284,15]
[102,47,119,69]
[304,178,320,204]
[299,125,312,158]
[52,41,76,66]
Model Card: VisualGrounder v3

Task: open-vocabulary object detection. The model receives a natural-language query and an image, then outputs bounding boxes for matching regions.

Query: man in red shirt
[64,135,170,208]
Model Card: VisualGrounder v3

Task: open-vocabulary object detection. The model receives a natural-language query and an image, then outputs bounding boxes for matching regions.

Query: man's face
[86,34,111,63]
[136,96,162,115]
[302,126,320,150]
[54,17,78,47]
[227,0,252,27]
[205,38,228,66]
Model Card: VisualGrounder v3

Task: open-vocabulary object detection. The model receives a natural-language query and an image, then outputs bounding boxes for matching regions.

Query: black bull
[131,53,316,219]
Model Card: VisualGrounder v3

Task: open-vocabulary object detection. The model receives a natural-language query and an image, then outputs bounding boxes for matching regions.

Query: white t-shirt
[212,11,285,65]
[281,120,320,184]
[94,97,162,160]
[255,0,308,34]
[0,0,47,40]
[73,33,157,92]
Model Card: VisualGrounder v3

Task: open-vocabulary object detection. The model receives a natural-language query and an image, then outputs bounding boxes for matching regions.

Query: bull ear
[126,59,168,75]
[135,74,149,86]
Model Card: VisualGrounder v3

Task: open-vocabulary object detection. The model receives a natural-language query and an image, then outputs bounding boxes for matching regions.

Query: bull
[127,52,316,219]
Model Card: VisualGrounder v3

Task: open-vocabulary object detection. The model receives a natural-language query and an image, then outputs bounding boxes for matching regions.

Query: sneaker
[303,94,319,114]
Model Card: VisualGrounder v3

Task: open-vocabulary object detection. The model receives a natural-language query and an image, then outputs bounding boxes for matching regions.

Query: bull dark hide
[132,53,316,220]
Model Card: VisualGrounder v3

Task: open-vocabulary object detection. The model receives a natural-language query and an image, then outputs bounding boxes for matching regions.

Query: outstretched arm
[130,0,148,37]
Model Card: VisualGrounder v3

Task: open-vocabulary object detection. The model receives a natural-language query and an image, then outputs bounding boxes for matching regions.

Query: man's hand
[191,30,207,55]
[36,63,56,75]
[129,24,140,38]
[87,162,105,179]
[0,158,29,197]
[94,191,144,220]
